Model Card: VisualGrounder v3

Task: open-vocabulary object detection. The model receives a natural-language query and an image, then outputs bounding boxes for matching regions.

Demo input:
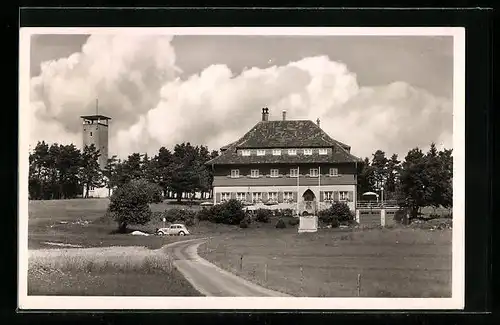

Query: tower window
[90,132,93,136]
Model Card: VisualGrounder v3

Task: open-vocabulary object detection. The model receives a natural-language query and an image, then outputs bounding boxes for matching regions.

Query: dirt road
[164,238,290,297]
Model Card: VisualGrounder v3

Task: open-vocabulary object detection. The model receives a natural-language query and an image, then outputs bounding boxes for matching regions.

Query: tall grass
[29,247,175,275]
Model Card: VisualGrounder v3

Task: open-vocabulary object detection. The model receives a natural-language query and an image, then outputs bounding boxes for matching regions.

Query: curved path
[164,238,290,297]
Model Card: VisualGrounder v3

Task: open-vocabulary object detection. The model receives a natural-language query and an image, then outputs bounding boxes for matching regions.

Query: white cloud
[29,35,453,160]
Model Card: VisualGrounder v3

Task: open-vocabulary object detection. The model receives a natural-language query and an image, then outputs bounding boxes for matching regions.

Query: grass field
[198,226,452,298]
[27,198,209,296]
[27,198,208,249]
[28,246,201,296]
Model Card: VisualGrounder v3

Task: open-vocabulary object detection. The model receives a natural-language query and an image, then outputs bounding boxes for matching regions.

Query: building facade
[81,114,112,198]
[206,108,362,215]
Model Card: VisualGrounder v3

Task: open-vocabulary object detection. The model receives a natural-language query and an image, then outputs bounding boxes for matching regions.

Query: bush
[254,209,273,223]
[288,218,300,226]
[275,218,286,229]
[318,202,354,226]
[331,218,340,228]
[196,207,212,221]
[210,199,245,225]
[108,180,154,233]
[163,208,196,226]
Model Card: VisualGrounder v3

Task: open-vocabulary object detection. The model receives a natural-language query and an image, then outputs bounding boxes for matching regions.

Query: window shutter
[216,192,221,203]
[334,191,339,201]
[230,192,236,199]
[246,192,252,202]
[293,192,297,202]
[320,191,324,202]
[348,191,354,201]
[278,191,284,203]
[263,192,268,202]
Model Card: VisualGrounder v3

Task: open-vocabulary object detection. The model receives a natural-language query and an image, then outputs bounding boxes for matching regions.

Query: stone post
[355,209,360,224]
[380,209,386,227]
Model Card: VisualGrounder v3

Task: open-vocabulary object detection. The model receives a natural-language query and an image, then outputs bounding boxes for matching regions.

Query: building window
[252,192,262,203]
[90,132,93,136]
[221,192,231,202]
[268,192,278,202]
[303,149,312,155]
[324,191,334,201]
[284,192,294,202]
[257,150,266,156]
[272,149,281,156]
[230,169,240,178]
[339,191,348,201]
[309,168,319,177]
[290,168,299,177]
[329,168,339,176]
[241,150,251,156]
[250,169,260,178]
[236,192,246,201]
[288,149,297,155]
[270,168,279,177]
[319,148,328,155]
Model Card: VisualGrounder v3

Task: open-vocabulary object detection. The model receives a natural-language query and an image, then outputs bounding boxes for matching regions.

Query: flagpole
[318,166,321,213]
[296,166,299,217]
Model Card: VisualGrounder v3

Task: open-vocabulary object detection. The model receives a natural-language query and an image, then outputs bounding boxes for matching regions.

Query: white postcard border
[18,26,465,310]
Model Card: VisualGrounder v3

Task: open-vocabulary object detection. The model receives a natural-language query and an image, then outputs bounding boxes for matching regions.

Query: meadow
[27,198,207,296]
[198,226,452,298]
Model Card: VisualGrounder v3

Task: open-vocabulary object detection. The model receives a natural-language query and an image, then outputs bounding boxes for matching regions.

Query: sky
[28,33,454,160]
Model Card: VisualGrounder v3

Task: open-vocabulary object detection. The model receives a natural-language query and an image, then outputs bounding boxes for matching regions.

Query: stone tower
[81,113,111,170]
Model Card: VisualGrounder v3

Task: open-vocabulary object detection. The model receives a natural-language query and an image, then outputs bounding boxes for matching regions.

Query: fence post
[240,254,243,271]
[355,209,360,224]
[380,209,386,227]
[300,266,304,295]
[357,273,361,297]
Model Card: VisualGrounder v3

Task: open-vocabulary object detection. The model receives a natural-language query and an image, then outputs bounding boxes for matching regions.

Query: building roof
[80,115,112,121]
[207,119,361,165]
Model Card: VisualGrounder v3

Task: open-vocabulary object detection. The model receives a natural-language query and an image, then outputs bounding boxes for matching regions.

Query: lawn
[27,198,207,249]
[198,226,452,298]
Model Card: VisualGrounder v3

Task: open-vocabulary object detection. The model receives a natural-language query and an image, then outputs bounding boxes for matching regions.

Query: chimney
[316,118,321,126]
[282,110,287,121]
[261,107,269,121]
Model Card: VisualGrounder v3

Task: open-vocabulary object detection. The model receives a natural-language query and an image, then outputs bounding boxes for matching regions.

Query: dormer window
[230,169,240,178]
[288,149,297,156]
[319,148,328,155]
[303,149,312,155]
[257,150,266,156]
[329,168,339,176]
[251,169,260,178]
[272,149,281,156]
[241,150,251,156]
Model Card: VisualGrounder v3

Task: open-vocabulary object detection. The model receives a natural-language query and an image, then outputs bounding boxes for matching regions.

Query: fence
[356,200,399,209]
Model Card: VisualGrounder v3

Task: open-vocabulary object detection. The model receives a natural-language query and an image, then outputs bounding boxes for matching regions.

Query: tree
[107,178,157,233]
[371,150,389,193]
[357,157,376,197]
[170,142,199,202]
[385,153,401,199]
[103,155,119,196]
[80,144,104,198]
[56,144,82,199]
[156,147,173,198]
[396,147,431,219]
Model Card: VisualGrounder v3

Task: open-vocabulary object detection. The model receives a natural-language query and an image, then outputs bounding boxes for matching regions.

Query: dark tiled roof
[207,120,361,165]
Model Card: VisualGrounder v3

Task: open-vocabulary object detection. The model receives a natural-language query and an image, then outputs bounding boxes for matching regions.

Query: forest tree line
[29,139,453,218]
[356,143,453,218]
[28,141,219,201]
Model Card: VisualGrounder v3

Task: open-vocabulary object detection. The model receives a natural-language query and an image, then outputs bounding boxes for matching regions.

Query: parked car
[156,224,190,236]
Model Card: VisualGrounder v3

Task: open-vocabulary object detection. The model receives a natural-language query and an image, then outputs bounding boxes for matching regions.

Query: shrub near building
[318,201,355,228]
